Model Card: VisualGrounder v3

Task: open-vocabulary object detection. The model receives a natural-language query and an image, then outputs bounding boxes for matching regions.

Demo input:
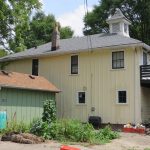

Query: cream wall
[141,87,150,121]
[4,46,143,124]
[140,51,150,122]
[5,59,32,74]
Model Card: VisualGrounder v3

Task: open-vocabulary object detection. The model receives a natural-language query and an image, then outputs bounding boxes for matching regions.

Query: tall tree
[60,26,74,39]
[22,12,74,49]
[83,0,150,45]
[0,0,41,52]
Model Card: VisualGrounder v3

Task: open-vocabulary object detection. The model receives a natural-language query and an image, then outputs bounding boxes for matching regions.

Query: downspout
[134,47,137,124]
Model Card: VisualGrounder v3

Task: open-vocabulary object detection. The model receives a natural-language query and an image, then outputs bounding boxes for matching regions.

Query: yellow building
[0,9,150,124]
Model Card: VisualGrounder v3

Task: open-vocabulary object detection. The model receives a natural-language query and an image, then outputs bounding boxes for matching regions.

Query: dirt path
[0,133,150,150]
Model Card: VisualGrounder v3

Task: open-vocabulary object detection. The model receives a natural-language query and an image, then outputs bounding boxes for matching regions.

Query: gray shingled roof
[0,33,148,62]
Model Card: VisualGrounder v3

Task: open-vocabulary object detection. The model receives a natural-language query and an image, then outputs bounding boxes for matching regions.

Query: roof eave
[0,84,61,93]
[143,43,150,51]
[0,42,146,62]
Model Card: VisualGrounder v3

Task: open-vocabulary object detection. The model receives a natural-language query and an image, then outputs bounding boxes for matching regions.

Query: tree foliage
[0,49,7,58]
[22,12,74,49]
[0,1,74,52]
[83,0,150,45]
[0,0,42,52]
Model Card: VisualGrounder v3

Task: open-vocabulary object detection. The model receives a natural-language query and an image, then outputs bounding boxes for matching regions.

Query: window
[71,55,78,74]
[124,23,128,33]
[143,52,147,65]
[112,23,120,33]
[118,91,127,103]
[32,59,39,76]
[112,51,124,69]
[77,92,85,104]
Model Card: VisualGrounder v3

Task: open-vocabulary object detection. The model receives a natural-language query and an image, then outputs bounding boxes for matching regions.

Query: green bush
[29,98,119,144]
[42,99,56,124]
[30,119,119,144]
[95,126,119,144]
[0,121,29,135]
[46,120,95,142]
[30,119,47,137]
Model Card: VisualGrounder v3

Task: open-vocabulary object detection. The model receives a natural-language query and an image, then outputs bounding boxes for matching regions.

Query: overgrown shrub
[30,99,57,138]
[30,99,119,144]
[0,121,29,135]
[30,119,119,144]
[95,126,119,144]
[30,119,47,137]
[42,99,56,124]
[46,120,95,142]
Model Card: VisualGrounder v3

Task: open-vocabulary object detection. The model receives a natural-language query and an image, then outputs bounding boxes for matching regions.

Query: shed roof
[0,33,149,62]
[0,71,60,92]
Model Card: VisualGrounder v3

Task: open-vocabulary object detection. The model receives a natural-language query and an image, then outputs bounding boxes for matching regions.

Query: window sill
[110,68,126,71]
[116,103,128,105]
[76,103,87,106]
[69,74,79,76]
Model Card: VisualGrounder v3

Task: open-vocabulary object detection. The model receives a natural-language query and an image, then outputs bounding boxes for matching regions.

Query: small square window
[77,92,85,104]
[118,91,127,103]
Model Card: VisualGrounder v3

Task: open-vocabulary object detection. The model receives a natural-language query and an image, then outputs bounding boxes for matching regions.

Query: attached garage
[0,71,60,126]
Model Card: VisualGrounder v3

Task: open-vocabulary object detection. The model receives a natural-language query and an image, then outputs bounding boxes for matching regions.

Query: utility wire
[84,0,94,116]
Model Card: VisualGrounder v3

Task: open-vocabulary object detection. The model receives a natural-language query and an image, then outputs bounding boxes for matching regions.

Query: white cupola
[106,8,131,37]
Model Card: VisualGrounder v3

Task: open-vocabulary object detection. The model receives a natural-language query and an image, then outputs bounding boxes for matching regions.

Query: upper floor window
[112,51,124,69]
[71,55,78,74]
[32,59,39,76]
[143,52,147,65]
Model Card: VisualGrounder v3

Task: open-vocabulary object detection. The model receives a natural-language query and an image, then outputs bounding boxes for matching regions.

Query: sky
[40,0,100,36]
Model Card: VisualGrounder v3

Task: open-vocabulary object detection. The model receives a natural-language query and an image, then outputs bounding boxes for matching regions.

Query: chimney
[51,22,60,51]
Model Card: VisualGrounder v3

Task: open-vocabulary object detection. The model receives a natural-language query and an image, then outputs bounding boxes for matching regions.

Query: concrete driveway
[0,133,150,150]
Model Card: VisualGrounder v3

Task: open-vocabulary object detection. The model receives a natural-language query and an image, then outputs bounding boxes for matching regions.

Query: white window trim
[116,90,128,105]
[69,54,80,76]
[76,91,86,105]
[110,49,126,71]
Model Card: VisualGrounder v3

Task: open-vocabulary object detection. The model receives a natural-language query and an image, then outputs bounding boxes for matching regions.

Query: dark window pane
[32,59,39,76]
[112,51,124,69]
[120,52,124,59]
[71,55,78,74]
[78,92,85,103]
[143,52,147,65]
[112,53,116,60]
[118,91,126,103]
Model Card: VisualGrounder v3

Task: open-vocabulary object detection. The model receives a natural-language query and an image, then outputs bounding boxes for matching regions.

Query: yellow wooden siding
[4,46,143,124]
[141,88,150,121]
[5,59,32,74]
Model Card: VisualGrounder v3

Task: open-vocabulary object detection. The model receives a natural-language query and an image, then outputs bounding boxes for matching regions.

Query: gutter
[0,84,61,93]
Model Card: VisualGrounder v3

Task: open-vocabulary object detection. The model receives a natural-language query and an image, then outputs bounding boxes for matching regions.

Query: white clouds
[39,0,43,4]
[57,5,93,36]
[39,0,44,9]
